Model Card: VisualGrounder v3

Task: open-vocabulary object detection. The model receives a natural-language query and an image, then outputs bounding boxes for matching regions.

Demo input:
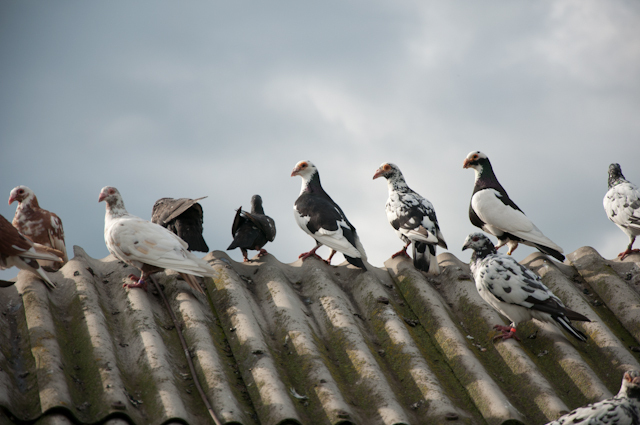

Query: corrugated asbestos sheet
[1,246,640,425]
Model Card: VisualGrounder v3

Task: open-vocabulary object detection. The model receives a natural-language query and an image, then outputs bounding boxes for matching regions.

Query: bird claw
[492,325,520,341]
[391,249,410,259]
[123,275,147,291]
[257,249,268,257]
[299,251,324,261]
[618,249,640,260]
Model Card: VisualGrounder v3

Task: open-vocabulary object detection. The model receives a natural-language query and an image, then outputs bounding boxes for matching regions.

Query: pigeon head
[607,163,627,189]
[620,370,640,398]
[8,185,35,205]
[99,186,127,216]
[373,163,402,180]
[462,151,490,172]
[462,232,497,258]
[290,160,317,178]
[251,194,265,215]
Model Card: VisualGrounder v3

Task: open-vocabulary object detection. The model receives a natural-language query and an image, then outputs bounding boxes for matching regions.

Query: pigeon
[463,151,565,262]
[291,160,367,270]
[545,369,640,425]
[99,186,217,294]
[227,194,276,262]
[603,163,640,260]
[373,162,447,274]
[9,185,68,270]
[462,232,589,342]
[151,197,209,252]
[0,213,61,288]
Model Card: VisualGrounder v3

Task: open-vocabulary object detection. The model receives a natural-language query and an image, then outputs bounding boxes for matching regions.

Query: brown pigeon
[151,197,209,252]
[9,185,68,270]
[0,214,61,288]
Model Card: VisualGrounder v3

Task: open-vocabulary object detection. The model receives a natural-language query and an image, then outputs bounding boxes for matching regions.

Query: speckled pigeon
[373,162,447,274]
[603,163,640,260]
[462,232,589,342]
[545,370,640,425]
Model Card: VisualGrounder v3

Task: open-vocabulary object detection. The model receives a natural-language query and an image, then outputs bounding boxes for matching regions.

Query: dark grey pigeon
[603,163,640,260]
[462,232,589,342]
[291,160,367,270]
[463,150,565,262]
[151,197,209,252]
[227,195,276,262]
[545,370,640,425]
[373,162,447,274]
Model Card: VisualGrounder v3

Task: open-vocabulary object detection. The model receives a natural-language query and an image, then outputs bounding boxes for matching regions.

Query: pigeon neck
[387,174,409,192]
[18,194,39,212]
[471,244,496,262]
[106,198,128,218]
[474,161,501,191]
[608,173,627,189]
[300,171,323,195]
[251,204,265,215]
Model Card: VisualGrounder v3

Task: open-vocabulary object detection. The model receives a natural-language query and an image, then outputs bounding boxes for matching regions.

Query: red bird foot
[493,325,520,341]
[123,274,148,291]
[257,249,269,257]
[618,249,640,260]
[299,251,324,261]
[391,249,410,259]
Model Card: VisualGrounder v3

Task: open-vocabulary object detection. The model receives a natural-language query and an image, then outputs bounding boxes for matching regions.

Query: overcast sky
[1,1,639,280]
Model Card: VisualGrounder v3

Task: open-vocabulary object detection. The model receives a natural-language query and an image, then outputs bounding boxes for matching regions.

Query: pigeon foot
[257,249,268,257]
[493,325,520,341]
[618,249,640,260]
[299,251,324,262]
[391,249,410,259]
[123,275,147,291]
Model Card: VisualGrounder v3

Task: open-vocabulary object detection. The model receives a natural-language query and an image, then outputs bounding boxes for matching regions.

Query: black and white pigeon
[545,369,640,425]
[462,232,589,342]
[463,151,565,262]
[373,162,447,274]
[151,197,209,252]
[603,163,640,260]
[291,160,367,270]
[227,194,276,262]
[99,186,217,294]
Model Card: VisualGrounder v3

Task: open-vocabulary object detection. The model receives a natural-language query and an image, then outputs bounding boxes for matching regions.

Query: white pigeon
[603,163,640,260]
[463,151,565,262]
[462,232,589,342]
[545,370,640,425]
[373,162,447,274]
[99,186,217,294]
[291,160,367,270]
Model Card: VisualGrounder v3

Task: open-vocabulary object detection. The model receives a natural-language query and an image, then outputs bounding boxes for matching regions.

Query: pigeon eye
[472,236,479,241]
[109,188,115,195]
[384,164,391,171]
[18,189,24,194]
[301,163,307,168]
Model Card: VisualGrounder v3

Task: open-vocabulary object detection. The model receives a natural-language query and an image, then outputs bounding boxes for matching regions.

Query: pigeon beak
[8,195,15,205]
[98,192,107,202]
[461,240,471,251]
[462,158,472,169]
[372,168,384,180]
[290,167,300,177]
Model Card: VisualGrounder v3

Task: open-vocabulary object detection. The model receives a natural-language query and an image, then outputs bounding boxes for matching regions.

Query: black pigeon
[291,160,367,270]
[227,195,276,262]
[463,151,565,262]
[462,232,589,342]
[545,370,640,425]
[603,163,640,260]
[151,197,209,252]
[373,162,447,274]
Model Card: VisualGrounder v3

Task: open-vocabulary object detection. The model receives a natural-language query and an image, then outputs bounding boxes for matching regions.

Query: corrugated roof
[1,246,639,425]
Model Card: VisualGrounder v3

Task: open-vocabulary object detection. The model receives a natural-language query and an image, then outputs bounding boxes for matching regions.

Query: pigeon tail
[533,243,565,262]
[554,316,588,342]
[345,255,367,271]
[413,242,440,274]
